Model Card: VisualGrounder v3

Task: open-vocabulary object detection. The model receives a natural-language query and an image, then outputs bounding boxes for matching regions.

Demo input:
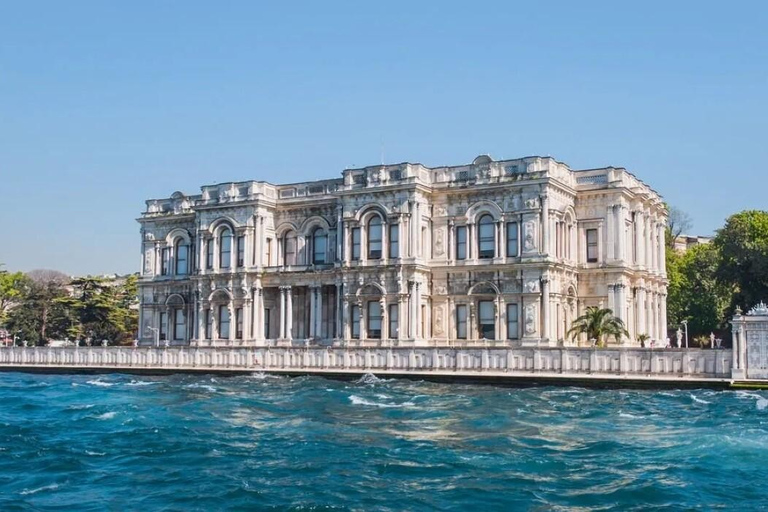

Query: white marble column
[279,287,286,339]
[606,206,615,261]
[286,287,293,340]
[637,287,646,337]
[343,221,350,266]
[309,286,317,339]
[228,303,236,342]
[541,277,550,341]
[634,211,643,266]
[335,283,343,339]
[398,294,406,341]
[660,293,668,343]
[336,206,343,263]
[541,194,549,256]
[317,287,324,339]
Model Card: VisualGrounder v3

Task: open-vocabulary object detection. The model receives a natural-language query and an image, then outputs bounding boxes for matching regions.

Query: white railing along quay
[0,346,734,380]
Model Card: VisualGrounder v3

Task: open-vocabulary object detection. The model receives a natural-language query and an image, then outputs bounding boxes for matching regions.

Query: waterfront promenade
[0,345,735,388]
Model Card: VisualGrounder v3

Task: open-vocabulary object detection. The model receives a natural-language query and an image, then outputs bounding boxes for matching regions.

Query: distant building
[673,235,712,253]
[137,154,668,347]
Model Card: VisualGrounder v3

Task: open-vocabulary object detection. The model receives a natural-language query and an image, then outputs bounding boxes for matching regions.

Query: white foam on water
[20,483,60,496]
[356,372,387,385]
[349,395,414,408]
[94,412,117,420]
[85,450,106,456]
[690,394,711,405]
[185,383,217,392]
[86,379,115,387]
[619,412,640,419]
[757,398,768,411]
[126,380,155,387]
[68,404,95,410]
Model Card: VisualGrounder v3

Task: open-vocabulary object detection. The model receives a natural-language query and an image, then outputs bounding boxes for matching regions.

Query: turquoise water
[0,373,766,511]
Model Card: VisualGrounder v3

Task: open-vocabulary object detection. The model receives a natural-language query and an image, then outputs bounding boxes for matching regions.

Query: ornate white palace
[137,155,668,348]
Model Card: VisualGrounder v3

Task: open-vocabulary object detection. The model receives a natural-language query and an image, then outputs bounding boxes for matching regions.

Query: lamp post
[146,327,160,348]
[681,320,689,349]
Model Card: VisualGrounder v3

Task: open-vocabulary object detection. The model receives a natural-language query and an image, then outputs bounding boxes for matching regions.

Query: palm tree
[567,307,629,347]
[637,333,650,348]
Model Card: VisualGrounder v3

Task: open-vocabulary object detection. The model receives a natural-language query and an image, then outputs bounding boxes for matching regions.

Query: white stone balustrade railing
[0,346,733,379]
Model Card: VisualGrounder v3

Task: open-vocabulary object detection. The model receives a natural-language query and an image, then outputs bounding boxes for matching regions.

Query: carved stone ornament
[524,304,537,335]
[144,249,154,274]
[524,279,540,293]
[434,228,445,256]
[524,197,540,209]
[434,306,445,336]
[748,301,768,316]
[523,220,537,251]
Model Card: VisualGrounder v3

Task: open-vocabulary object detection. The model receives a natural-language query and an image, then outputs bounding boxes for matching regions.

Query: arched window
[283,231,297,266]
[368,216,382,259]
[175,239,188,275]
[219,228,232,269]
[312,228,326,264]
[478,215,495,259]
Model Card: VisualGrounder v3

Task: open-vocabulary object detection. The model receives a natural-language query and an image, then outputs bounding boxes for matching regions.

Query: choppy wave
[0,373,766,510]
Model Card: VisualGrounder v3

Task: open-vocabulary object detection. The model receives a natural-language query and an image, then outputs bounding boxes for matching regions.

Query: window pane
[174,309,185,340]
[456,305,467,339]
[479,300,495,339]
[219,306,230,339]
[351,305,360,338]
[284,233,296,265]
[507,304,519,340]
[368,217,382,259]
[236,308,243,339]
[388,304,398,338]
[351,228,361,260]
[176,244,188,275]
[506,223,518,257]
[206,240,213,269]
[367,301,382,339]
[478,215,495,259]
[587,229,598,262]
[389,224,399,258]
[220,230,232,268]
[159,312,167,340]
[237,236,245,267]
[161,248,170,275]
[456,226,467,260]
[205,309,212,339]
[313,230,326,264]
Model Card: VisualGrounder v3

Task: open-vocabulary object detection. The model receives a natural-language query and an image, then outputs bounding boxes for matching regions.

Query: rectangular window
[388,224,399,259]
[218,305,230,339]
[367,301,382,339]
[506,303,519,340]
[456,305,467,339]
[173,309,185,341]
[161,248,170,276]
[479,300,495,340]
[478,220,495,259]
[284,236,296,266]
[237,235,245,267]
[421,304,426,338]
[220,234,232,269]
[456,226,467,260]
[351,228,361,261]
[506,222,519,257]
[265,238,272,266]
[206,240,213,270]
[264,308,271,339]
[205,309,212,339]
[235,307,243,339]
[313,233,326,264]
[175,245,188,275]
[586,228,599,263]
[351,305,360,338]
[159,311,167,341]
[368,222,382,259]
[388,303,398,339]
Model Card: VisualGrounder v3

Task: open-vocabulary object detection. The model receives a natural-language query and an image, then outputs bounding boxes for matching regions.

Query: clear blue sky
[1,1,766,276]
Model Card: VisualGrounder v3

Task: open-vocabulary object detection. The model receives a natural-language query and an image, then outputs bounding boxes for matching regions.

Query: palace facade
[137,155,668,347]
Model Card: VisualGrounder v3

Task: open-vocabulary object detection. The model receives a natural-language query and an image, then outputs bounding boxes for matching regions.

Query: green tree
[0,271,30,325]
[567,307,629,347]
[6,269,70,344]
[667,243,729,338]
[714,210,768,312]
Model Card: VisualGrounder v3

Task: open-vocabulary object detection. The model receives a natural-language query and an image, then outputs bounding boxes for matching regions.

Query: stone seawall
[0,346,734,388]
